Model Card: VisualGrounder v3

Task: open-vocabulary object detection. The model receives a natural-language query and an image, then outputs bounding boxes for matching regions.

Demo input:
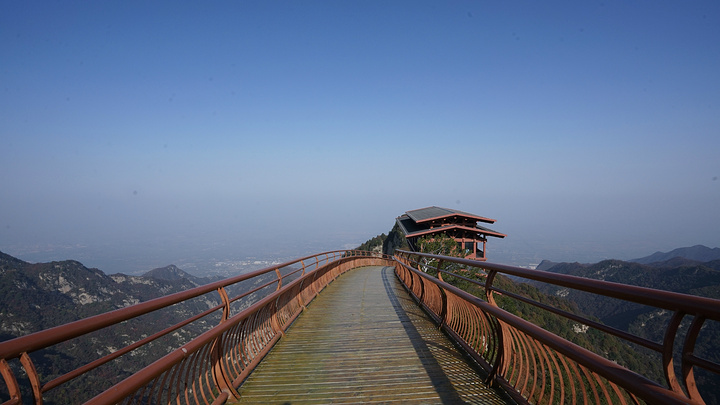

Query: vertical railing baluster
[268,297,284,338]
[210,332,237,401]
[438,284,448,328]
[484,269,509,384]
[296,278,307,310]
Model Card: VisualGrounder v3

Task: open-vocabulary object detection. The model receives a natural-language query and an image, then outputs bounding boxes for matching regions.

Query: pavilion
[396,206,506,261]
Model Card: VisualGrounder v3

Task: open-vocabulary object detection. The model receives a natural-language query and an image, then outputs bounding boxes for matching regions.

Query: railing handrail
[83,256,348,405]
[0,250,352,360]
[394,256,694,405]
[396,249,720,320]
[5,247,716,405]
[394,249,720,405]
[0,250,389,404]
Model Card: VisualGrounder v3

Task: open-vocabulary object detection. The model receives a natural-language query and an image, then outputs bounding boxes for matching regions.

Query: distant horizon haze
[2,233,717,277]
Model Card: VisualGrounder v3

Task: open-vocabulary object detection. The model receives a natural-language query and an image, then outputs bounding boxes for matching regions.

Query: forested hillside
[354,222,408,255]
[0,251,265,404]
[533,255,720,404]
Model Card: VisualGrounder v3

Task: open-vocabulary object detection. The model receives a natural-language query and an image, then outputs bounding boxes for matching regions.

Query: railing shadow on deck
[394,250,720,405]
[0,250,393,405]
[380,266,465,404]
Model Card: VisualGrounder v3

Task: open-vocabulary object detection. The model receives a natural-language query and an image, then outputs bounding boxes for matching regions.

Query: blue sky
[2,1,719,273]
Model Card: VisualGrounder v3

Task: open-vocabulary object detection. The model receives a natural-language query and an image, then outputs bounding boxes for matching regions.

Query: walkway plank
[230,266,514,404]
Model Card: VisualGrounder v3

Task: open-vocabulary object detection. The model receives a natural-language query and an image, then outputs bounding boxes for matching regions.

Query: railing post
[19,353,42,404]
[0,359,21,404]
[217,287,231,322]
[436,260,449,325]
[484,270,498,305]
[275,268,282,291]
[485,270,509,384]
[211,286,238,400]
[663,311,685,395]
[682,315,707,402]
[407,264,415,294]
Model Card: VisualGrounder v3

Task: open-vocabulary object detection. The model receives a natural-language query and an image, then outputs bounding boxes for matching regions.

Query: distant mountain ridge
[0,250,225,403]
[532,246,720,311]
[535,244,720,273]
[531,247,720,404]
[630,244,720,264]
[143,264,221,286]
[0,251,211,338]
[144,264,193,280]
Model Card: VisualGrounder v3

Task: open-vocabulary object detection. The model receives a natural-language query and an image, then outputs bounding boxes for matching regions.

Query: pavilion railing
[0,250,393,405]
[394,249,720,405]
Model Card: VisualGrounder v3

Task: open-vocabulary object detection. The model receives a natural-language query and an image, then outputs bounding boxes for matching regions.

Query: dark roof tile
[405,206,496,224]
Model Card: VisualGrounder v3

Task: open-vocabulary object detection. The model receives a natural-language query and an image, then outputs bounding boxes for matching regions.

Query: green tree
[382,223,409,255]
[417,233,463,257]
[356,233,386,253]
[415,233,470,276]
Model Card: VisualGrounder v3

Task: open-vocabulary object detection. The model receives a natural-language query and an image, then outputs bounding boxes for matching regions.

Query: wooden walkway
[230,266,514,404]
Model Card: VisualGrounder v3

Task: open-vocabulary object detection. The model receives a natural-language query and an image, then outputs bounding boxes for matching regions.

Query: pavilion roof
[397,211,506,240]
[405,206,496,224]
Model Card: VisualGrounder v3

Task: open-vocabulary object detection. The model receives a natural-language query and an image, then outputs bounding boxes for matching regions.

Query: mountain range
[629,244,720,264]
[0,253,223,337]
[536,244,720,271]
[530,245,720,404]
[533,245,720,302]
[0,252,235,404]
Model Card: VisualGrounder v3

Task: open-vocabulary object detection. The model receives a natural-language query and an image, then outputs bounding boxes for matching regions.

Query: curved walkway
[230,266,513,404]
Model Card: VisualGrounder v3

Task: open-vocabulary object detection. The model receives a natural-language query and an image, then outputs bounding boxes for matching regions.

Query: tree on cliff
[381,223,409,255]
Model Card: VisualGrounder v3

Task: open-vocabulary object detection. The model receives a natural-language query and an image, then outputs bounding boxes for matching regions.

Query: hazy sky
[2,1,719,272]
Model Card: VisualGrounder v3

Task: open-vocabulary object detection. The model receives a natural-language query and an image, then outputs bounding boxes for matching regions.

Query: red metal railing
[5,248,718,404]
[394,249,720,405]
[0,250,393,404]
